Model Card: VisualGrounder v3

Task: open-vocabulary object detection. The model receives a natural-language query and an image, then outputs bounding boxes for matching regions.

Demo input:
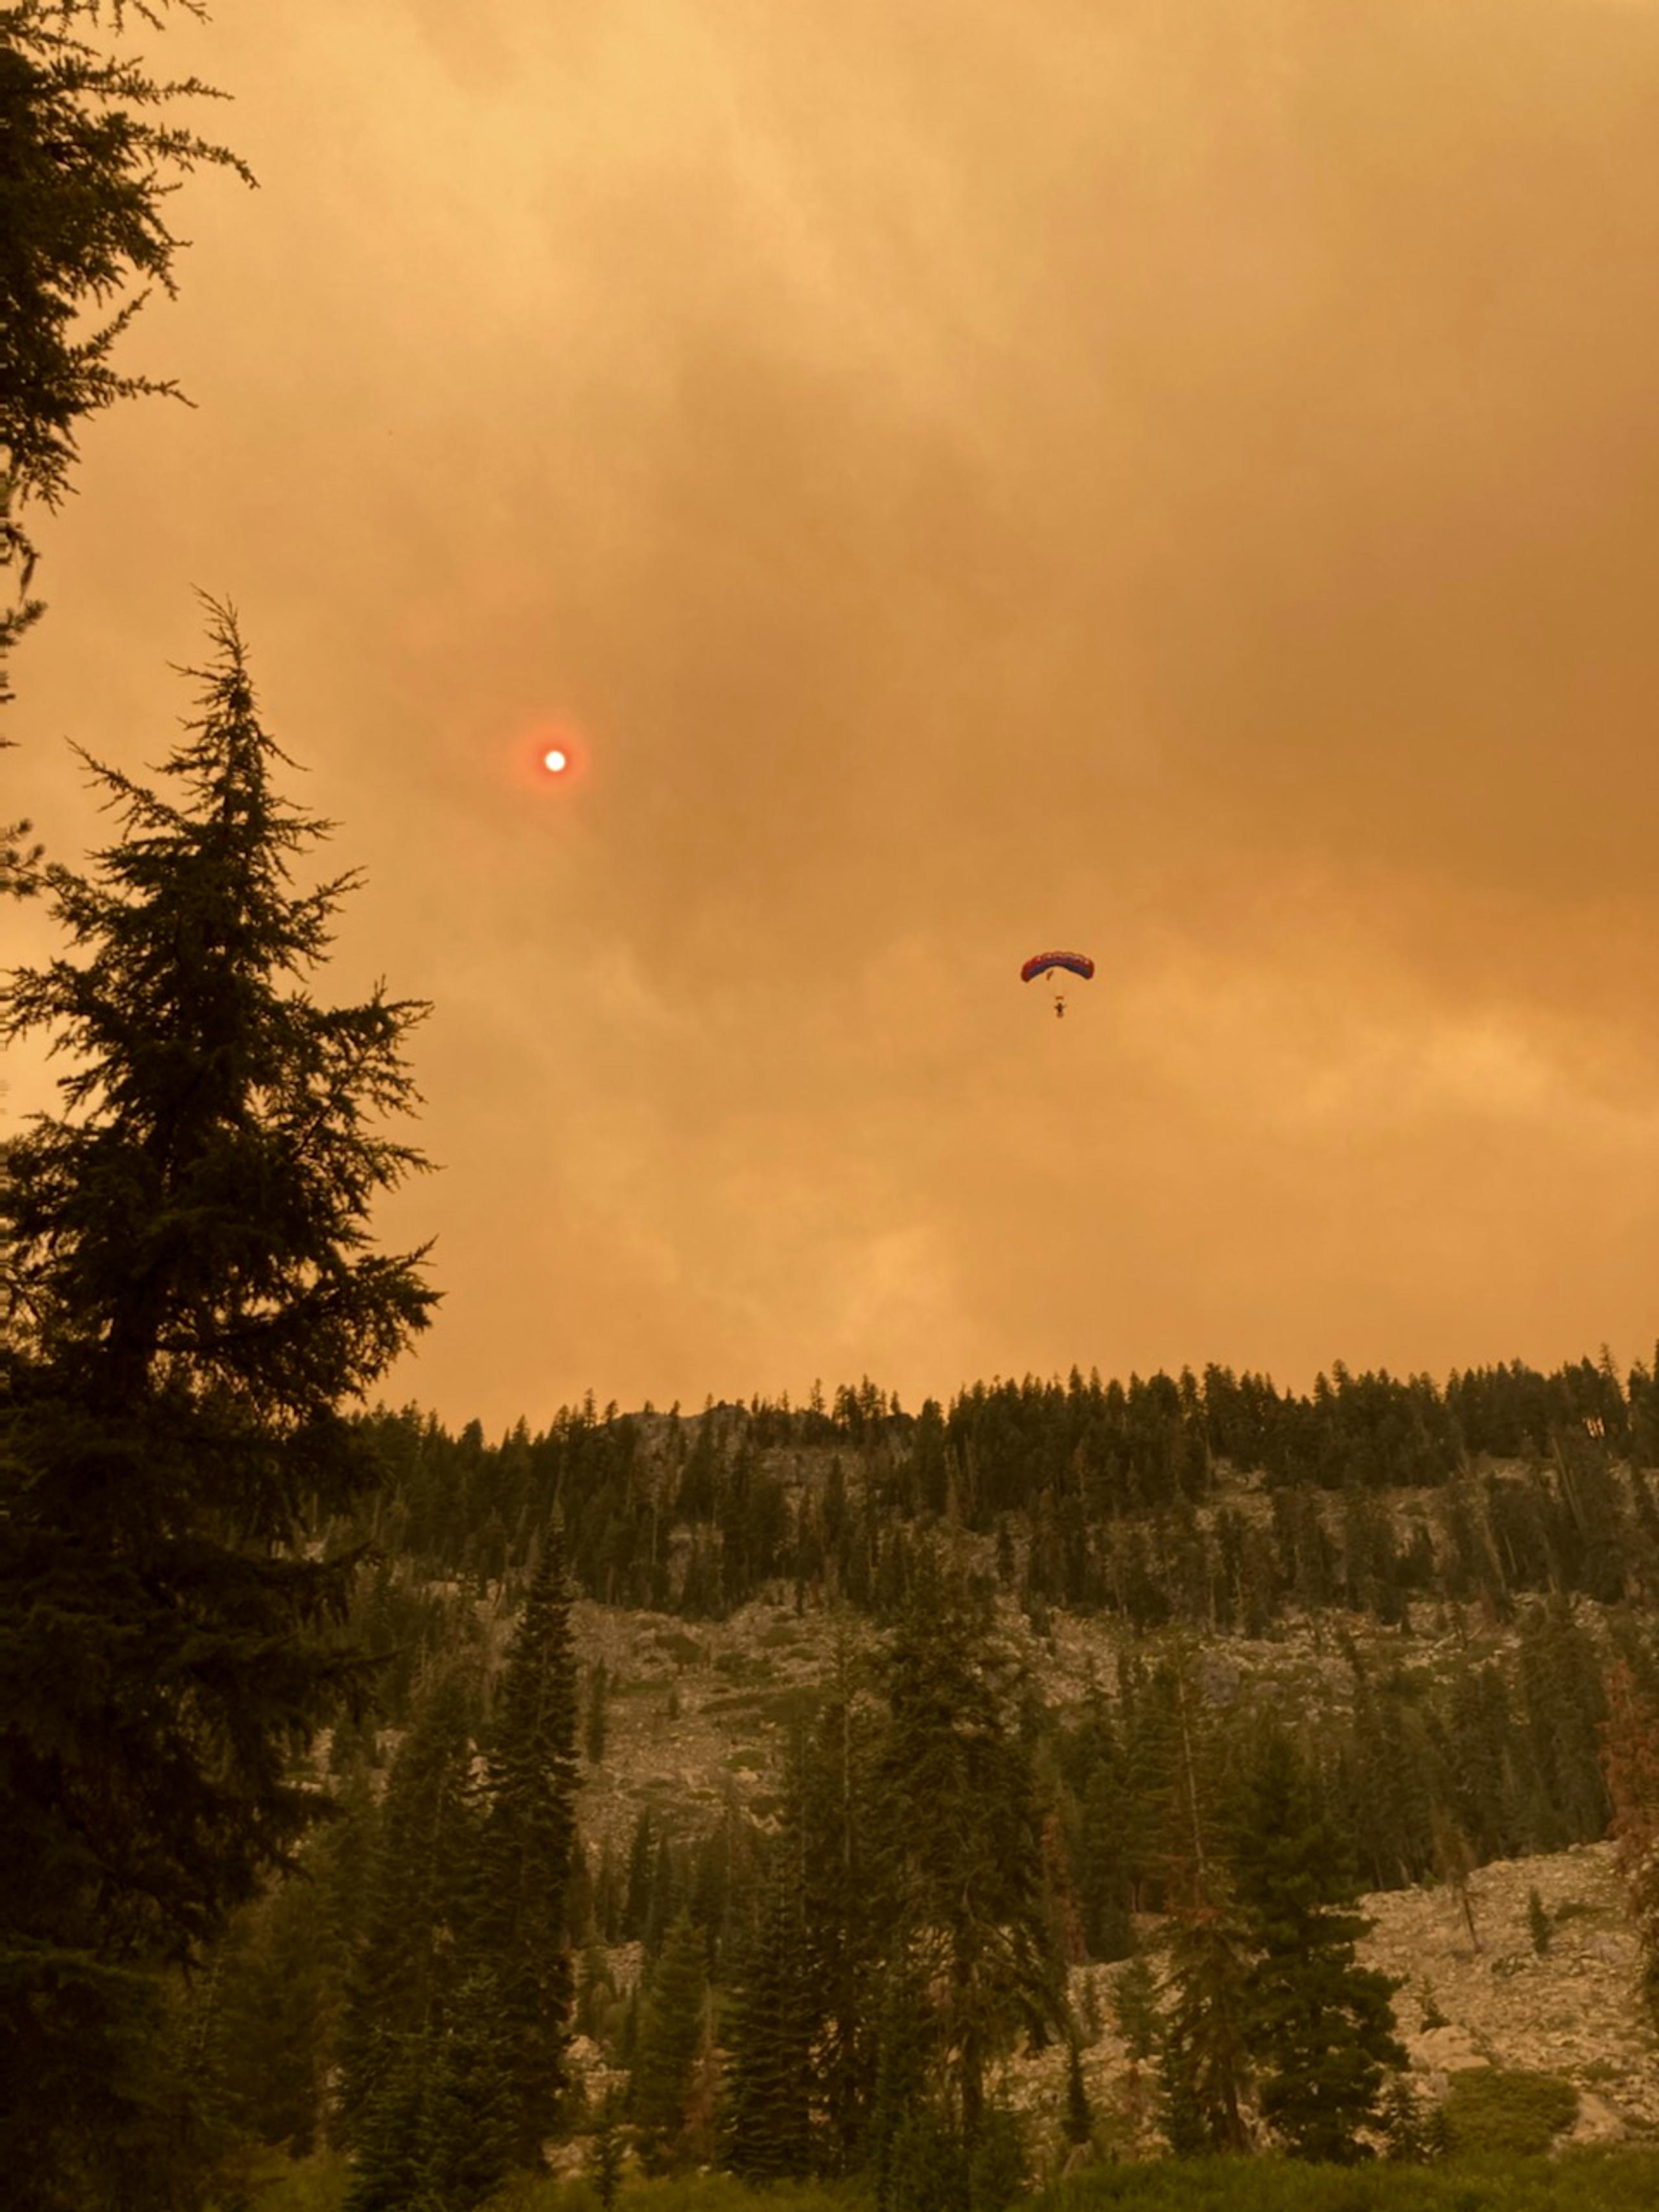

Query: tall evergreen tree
[1148,1644,1253,2154]
[0,605,435,2201]
[721,1843,815,2179]
[870,1558,1063,2145]
[1076,1757,1135,1959]
[630,1909,708,2173]
[416,1967,520,2211]
[205,1851,333,2156]
[590,2091,625,2209]
[345,2030,443,2212]
[866,1957,938,2212]
[796,1649,885,2172]
[1518,1596,1610,1845]
[472,1531,579,2165]
[1229,1725,1405,2161]
[343,1969,518,2212]
[1158,1902,1255,2155]
[335,1668,480,2147]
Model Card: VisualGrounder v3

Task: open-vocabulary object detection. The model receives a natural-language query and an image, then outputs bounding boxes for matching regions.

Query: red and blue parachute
[1021,949,1094,1018]
[1020,951,1095,984]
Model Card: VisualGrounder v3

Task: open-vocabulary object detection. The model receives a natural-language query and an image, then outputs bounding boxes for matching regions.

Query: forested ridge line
[348,1345,1659,1629]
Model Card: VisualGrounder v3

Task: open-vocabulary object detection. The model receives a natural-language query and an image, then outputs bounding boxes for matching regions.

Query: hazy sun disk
[542,747,568,773]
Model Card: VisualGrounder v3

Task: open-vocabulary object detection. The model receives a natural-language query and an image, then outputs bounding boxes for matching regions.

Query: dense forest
[186,1355,1659,2209]
[356,1349,1659,1627]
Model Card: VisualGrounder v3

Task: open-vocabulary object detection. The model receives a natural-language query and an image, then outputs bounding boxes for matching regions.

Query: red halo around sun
[516,721,587,792]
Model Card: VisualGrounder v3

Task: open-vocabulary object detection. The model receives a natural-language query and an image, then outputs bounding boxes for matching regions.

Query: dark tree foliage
[415,1967,520,2212]
[0,760,41,896]
[1149,1645,1254,2156]
[794,1654,885,2171]
[0,3,255,694]
[0,605,434,2199]
[1229,1725,1406,2161]
[1600,1658,1659,2024]
[1159,1902,1255,2156]
[871,1557,1063,2143]
[629,1908,708,2173]
[347,1994,520,2212]
[866,1957,936,2212]
[590,2093,624,2209]
[349,1348,1654,1642]
[1063,2038,1093,2146]
[473,1530,580,2164]
[345,2029,441,2212]
[720,1845,815,2180]
[336,1669,480,2147]
[1112,1953,1161,2061]
[204,1846,334,2156]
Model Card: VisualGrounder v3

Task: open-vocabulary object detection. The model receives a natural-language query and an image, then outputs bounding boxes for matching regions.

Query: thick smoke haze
[7,0,1658,1430]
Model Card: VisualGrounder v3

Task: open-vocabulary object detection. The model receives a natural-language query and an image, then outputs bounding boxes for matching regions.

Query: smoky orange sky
[7,0,1659,1434]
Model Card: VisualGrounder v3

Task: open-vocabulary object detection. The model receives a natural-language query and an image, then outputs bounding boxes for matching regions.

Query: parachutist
[1021,949,1095,1018]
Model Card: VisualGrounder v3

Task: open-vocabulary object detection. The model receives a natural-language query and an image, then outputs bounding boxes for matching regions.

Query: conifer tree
[338,1670,480,2145]
[1518,1595,1610,1845]
[590,2091,625,2209]
[630,1909,708,2172]
[1063,2039,1093,2147]
[721,1846,815,2179]
[870,1559,1062,2145]
[1157,1902,1255,2154]
[1111,1953,1161,2062]
[1078,1759,1135,1959]
[866,1958,936,2212]
[473,1532,580,2164]
[345,1968,518,2212]
[345,2031,442,2212]
[623,1811,654,1938]
[1378,2072,1430,2162]
[417,1967,520,2210]
[644,1832,680,1960]
[1109,1951,1160,2143]
[795,1653,885,2171]
[1229,1725,1405,2161]
[206,1854,332,2155]
[1,3,255,696]
[0,605,435,2197]
[1148,1645,1253,2154]
[1599,1657,1659,2022]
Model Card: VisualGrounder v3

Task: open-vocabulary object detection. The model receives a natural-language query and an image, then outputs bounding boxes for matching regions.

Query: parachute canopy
[1020,950,1095,983]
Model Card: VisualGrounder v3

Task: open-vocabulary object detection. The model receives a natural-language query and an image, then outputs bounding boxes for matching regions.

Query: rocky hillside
[564,1587,1659,2158]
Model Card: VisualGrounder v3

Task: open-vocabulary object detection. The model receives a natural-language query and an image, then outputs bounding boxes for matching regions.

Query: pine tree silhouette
[629,1910,707,2172]
[473,1532,580,2163]
[1231,1725,1405,2161]
[0,604,434,2197]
